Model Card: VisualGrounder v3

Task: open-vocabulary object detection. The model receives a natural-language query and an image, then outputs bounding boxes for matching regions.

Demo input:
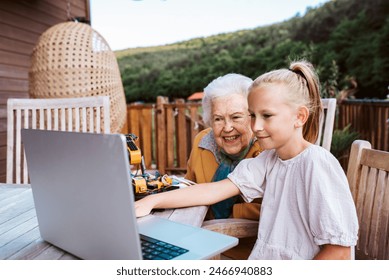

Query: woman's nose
[223,119,234,131]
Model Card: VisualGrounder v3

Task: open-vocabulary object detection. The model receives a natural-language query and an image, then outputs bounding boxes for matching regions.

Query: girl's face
[248,84,308,159]
[211,94,253,156]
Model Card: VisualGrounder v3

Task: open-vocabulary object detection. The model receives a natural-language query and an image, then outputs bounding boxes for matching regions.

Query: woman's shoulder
[247,139,262,158]
[193,128,212,145]
[195,127,212,139]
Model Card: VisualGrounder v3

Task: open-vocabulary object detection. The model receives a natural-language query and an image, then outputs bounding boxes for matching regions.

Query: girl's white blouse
[228,144,359,259]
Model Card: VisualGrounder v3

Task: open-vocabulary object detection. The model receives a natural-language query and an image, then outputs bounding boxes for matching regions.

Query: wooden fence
[338,100,389,152]
[127,96,204,174]
[127,97,389,174]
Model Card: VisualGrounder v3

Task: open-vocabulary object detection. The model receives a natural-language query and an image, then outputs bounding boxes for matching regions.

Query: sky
[89,0,330,51]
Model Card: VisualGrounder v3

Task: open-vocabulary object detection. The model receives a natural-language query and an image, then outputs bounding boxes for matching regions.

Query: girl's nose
[251,118,264,132]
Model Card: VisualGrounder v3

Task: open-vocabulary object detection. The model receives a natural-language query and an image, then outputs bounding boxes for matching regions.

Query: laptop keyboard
[140,234,189,260]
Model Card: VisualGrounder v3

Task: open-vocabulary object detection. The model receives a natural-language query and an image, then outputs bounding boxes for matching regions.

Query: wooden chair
[347,140,389,259]
[202,98,338,259]
[315,98,336,151]
[6,96,110,184]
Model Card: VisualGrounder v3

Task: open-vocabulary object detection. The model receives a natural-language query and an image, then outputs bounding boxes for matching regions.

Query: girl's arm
[135,178,240,217]
[313,244,351,260]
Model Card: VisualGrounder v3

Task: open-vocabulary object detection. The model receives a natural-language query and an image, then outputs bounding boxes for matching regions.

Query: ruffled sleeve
[228,150,273,202]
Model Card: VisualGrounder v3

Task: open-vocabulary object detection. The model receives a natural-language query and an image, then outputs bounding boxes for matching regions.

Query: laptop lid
[22,129,238,260]
[22,129,142,259]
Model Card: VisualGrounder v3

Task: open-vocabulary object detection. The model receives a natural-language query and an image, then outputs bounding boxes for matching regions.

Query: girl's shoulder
[253,149,278,160]
[303,144,338,162]
[247,149,279,168]
[274,144,341,171]
[247,145,338,170]
[300,145,344,173]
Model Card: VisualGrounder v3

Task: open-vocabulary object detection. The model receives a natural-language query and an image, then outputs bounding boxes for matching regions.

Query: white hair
[202,73,253,127]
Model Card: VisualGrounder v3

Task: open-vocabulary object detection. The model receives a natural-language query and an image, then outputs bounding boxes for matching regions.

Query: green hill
[116,0,389,103]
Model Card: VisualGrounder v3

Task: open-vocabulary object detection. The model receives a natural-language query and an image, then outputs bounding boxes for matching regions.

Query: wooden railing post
[156,96,168,174]
[140,107,153,168]
[188,104,201,144]
[166,103,175,169]
[175,99,187,169]
[127,104,140,138]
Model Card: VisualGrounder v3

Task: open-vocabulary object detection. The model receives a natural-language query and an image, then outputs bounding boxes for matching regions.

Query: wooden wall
[0,0,90,182]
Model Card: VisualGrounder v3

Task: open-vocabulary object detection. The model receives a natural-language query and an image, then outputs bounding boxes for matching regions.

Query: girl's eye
[263,114,272,119]
[249,113,255,118]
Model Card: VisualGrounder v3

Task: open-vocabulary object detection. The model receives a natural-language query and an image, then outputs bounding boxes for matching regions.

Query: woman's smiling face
[211,94,253,156]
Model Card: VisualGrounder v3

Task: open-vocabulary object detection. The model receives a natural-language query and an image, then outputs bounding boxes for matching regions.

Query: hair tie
[289,68,302,77]
[289,68,310,92]
[289,68,308,83]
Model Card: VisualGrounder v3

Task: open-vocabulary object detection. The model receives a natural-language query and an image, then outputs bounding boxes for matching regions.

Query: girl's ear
[295,106,309,128]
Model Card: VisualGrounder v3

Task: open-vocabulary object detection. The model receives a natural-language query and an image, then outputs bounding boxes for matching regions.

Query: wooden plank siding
[0,0,90,182]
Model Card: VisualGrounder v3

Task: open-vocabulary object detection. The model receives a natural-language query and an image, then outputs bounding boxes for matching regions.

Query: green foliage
[317,60,340,99]
[117,0,389,103]
[330,124,359,160]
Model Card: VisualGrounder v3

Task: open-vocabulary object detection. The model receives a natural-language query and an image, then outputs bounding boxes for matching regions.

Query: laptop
[21,129,238,260]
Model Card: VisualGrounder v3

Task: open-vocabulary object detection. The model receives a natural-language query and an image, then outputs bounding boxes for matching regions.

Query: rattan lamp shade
[29,22,127,133]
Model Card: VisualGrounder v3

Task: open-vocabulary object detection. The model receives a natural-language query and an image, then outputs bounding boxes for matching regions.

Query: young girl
[135,60,359,260]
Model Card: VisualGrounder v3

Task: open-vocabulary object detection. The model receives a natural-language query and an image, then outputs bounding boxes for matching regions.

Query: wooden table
[0,184,208,260]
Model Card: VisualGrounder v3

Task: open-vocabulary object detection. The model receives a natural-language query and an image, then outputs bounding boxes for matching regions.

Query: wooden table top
[0,183,208,260]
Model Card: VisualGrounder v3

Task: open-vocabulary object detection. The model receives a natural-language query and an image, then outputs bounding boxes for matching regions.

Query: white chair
[315,98,336,151]
[7,96,110,184]
[202,98,338,259]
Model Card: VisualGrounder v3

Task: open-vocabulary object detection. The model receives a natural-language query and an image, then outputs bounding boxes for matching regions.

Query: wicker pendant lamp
[29,21,127,133]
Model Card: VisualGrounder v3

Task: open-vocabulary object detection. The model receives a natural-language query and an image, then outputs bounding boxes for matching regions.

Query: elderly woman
[185,73,262,219]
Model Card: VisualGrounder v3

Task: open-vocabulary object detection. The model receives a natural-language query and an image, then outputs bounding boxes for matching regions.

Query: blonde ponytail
[289,61,322,143]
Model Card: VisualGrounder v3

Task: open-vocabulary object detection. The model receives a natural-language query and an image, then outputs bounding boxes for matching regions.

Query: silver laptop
[21,129,238,260]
